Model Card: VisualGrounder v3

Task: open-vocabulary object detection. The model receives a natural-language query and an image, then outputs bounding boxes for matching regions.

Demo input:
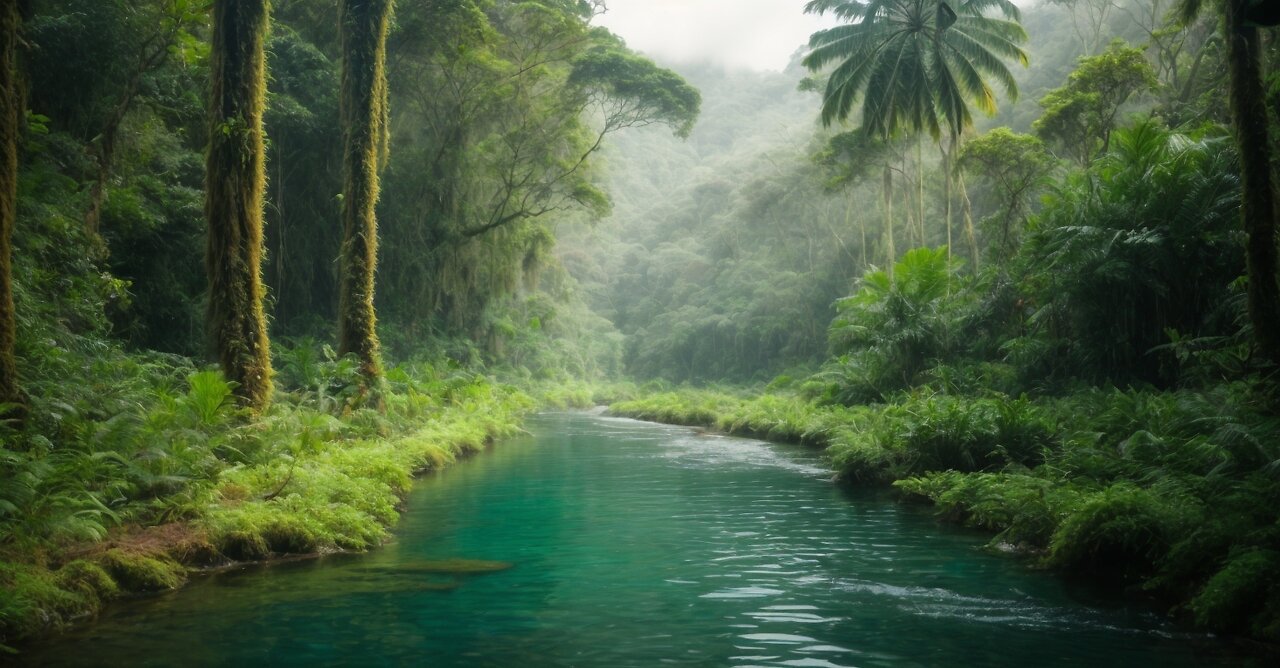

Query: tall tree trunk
[883,164,895,280]
[338,0,392,390]
[916,136,925,245]
[0,0,20,413]
[957,170,979,272]
[843,187,866,270]
[856,190,867,270]
[902,173,919,249]
[1225,0,1280,364]
[205,0,273,411]
[941,138,954,264]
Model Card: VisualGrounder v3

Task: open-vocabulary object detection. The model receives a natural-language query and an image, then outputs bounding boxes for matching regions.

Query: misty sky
[595,0,836,72]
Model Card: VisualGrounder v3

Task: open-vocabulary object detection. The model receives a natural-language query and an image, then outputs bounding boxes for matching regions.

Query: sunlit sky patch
[595,0,838,72]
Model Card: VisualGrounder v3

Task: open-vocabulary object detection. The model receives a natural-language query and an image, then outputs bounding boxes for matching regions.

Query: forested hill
[563,0,1235,384]
[561,61,863,383]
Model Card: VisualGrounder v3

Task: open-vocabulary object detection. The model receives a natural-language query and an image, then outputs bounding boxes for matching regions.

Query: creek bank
[1,391,530,651]
[607,386,1280,645]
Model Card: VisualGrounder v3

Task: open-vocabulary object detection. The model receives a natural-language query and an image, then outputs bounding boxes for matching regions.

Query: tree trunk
[337,0,392,391]
[857,190,867,270]
[957,170,979,272]
[1225,0,1280,364]
[842,187,866,270]
[0,0,21,412]
[916,136,925,246]
[941,138,954,263]
[884,164,895,280]
[205,0,273,411]
[902,173,919,249]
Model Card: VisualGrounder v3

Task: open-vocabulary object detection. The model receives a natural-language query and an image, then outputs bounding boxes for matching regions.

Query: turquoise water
[21,412,1256,667]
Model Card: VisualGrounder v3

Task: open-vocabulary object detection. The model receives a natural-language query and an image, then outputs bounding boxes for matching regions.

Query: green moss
[0,562,91,639]
[98,549,184,592]
[53,560,118,606]
[205,0,273,411]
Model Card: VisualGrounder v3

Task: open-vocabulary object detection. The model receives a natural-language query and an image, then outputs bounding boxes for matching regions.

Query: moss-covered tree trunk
[337,0,392,390]
[0,0,29,418]
[1224,0,1280,365]
[205,0,273,410]
[0,0,20,412]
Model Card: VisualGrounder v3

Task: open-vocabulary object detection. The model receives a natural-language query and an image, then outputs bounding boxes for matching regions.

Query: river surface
[21,412,1257,667]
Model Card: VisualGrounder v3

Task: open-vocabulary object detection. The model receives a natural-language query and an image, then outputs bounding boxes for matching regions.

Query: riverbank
[19,411,1254,668]
[0,351,532,651]
[608,385,1280,643]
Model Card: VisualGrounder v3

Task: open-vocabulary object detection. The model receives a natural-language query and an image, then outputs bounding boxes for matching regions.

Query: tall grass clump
[829,393,1055,481]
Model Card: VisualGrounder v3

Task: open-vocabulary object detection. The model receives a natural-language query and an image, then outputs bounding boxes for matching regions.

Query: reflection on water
[20,412,1258,667]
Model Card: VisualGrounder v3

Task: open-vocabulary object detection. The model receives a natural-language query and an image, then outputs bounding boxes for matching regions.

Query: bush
[1047,483,1199,580]
[828,394,1055,480]
[1189,549,1280,641]
[896,472,1086,548]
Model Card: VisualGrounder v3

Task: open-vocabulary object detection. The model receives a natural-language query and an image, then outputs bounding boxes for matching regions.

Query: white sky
[595,1,837,72]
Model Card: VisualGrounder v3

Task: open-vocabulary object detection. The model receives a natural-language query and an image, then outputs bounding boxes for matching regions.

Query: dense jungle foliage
[0,0,690,647]
[1,0,1279,654]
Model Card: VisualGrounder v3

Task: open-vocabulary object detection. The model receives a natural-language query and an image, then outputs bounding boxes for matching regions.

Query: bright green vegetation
[6,0,1280,660]
[1,0,690,650]
[16,414,1260,667]
[0,342,531,644]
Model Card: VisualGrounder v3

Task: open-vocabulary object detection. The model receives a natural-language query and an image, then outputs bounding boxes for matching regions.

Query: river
[20,412,1255,667]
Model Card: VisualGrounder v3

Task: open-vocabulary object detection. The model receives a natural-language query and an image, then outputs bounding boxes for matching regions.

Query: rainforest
[2,0,1279,665]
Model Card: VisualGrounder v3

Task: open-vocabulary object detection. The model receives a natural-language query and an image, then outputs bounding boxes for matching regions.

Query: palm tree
[803,0,1027,266]
[1177,0,1280,365]
[337,0,393,394]
[0,0,20,414]
[205,0,273,411]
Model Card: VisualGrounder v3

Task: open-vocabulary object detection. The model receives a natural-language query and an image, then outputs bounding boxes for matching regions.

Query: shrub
[896,472,1086,548]
[1047,483,1198,580]
[1188,549,1280,640]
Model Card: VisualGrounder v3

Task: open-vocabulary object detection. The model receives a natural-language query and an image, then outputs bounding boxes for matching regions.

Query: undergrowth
[0,340,532,648]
